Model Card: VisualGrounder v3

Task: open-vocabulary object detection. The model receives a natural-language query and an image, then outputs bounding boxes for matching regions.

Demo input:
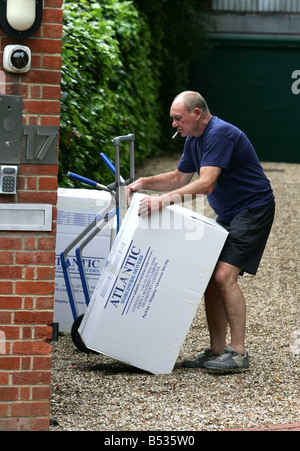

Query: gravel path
[50,158,299,431]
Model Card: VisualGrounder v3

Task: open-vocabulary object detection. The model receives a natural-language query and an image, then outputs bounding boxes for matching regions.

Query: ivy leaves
[59,0,160,187]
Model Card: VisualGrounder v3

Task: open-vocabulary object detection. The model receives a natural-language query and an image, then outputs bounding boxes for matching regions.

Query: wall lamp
[0,0,43,39]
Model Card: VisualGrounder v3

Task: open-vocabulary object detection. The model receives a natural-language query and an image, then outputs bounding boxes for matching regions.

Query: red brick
[32,356,52,371]
[0,237,22,250]
[23,68,61,84]
[22,327,32,339]
[38,176,58,190]
[19,164,58,176]
[32,386,51,400]
[0,297,22,309]
[15,281,54,296]
[11,401,50,418]
[44,1,63,10]
[21,357,31,370]
[43,7,64,23]
[31,51,43,66]
[13,341,51,356]
[29,417,50,431]
[23,99,61,115]
[37,237,57,250]
[0,387,18,401]
[0,357,20,370]
[17,191,57,205]
[26,177,38,190]
[36,267,55,280]
[24,267,35,280]
[43,24,63,38]
[0,282,13,295]
[20,387,30,400]
[0,252,13,265]
[12,371,51,386]
[0,404,9,417]
[43,56,62,70]
[23,297,34,309]
[0,266,22,279]
[27,116,39,125]
[0,311,11,324]
[14,311,53,325]
[0,373,9,384]
[31,38,62,54]
[36,297,54,309]
[4,84,28,97]
[40,116,61,127]
[34,326,53,340]
[0,418,18,431]
[25,238,36,250]
[30,85,42,98]
[0,326,19,340]
[16,251,55,265]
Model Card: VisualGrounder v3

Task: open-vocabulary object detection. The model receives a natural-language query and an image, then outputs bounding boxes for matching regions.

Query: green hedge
[59,0,210,187]
[59,0,161,187]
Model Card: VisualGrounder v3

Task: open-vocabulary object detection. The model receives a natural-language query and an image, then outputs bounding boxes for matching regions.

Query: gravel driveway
[50,158,299,431]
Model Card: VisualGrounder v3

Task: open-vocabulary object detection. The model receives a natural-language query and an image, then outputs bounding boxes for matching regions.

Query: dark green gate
[191,37,300,163]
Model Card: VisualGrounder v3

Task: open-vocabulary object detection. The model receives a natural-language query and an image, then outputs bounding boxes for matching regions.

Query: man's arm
[126,169,194,201]
[137,166,221,216]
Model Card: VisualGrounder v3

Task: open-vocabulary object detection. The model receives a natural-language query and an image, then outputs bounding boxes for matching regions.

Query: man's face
[170,100,200,137]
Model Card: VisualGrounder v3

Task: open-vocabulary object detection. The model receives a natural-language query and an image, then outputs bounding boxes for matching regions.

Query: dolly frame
[59,134,135,322]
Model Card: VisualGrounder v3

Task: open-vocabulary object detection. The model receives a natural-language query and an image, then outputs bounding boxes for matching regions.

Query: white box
[79,194,228,374]
[54,188,113,332]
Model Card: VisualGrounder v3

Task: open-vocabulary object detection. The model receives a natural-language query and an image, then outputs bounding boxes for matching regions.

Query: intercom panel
[0,95,22,164]
[0,165,18,194]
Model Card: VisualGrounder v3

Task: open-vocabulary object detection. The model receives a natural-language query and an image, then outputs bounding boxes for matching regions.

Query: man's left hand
[138,195,169,217]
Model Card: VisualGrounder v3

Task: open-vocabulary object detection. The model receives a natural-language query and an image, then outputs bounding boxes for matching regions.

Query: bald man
[127,91,275,373]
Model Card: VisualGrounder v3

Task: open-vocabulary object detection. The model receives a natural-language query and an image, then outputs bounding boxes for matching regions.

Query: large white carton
[54,188,113,332]
[79,194,228,374]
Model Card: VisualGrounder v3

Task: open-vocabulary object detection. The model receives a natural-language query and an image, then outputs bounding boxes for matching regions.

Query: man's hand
[138,194,169,217]
[126,178,143,204]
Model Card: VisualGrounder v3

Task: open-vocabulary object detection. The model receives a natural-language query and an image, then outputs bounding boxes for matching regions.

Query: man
[127,91,275,372]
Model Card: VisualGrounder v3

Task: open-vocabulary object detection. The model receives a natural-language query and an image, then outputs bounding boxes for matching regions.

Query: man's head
[170,91,211,138]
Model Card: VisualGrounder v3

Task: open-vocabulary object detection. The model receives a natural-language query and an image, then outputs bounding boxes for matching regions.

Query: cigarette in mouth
[172,130,179,139]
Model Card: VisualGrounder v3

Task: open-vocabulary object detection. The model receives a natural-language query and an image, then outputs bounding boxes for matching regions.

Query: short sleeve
[177,138,197,173]
[201,134,234,169]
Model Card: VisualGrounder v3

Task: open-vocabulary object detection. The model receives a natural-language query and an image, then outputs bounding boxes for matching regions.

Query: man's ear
[194,108,202,120]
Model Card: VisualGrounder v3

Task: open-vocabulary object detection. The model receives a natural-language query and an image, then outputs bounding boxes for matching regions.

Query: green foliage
[59,0,210,187]
[59,0,161,187]
[133,0,212,153]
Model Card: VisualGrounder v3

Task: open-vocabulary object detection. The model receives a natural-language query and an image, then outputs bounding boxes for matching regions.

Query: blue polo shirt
[178,116,274,223]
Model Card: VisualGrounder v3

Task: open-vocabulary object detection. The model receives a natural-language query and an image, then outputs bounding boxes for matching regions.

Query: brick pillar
[0,0,63,431]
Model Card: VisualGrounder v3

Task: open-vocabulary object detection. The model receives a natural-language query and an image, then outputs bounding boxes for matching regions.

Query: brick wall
[0,0,63,431]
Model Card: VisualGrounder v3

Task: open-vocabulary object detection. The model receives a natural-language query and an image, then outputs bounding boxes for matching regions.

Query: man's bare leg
[207,261,246,355]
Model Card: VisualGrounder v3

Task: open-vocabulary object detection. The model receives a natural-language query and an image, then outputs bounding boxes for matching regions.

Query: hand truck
[59,134,135,352]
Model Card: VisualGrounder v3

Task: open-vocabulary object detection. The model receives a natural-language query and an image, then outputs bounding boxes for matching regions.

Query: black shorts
[217,201,275,275]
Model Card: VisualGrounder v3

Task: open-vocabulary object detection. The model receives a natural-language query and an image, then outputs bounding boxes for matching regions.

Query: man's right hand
[126,178,144,204]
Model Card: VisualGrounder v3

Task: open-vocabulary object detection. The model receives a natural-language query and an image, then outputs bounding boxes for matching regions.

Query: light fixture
[0,0,43,39]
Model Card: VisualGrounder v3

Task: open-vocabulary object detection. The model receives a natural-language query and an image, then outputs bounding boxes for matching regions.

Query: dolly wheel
[71,314,93,354]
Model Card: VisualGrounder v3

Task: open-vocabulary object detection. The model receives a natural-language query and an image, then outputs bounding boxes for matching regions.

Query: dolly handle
[67,172,98,188]
[67,172,111,192]
[100,153,125,184]
[100,153,116,175]
[112,133,135,146]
